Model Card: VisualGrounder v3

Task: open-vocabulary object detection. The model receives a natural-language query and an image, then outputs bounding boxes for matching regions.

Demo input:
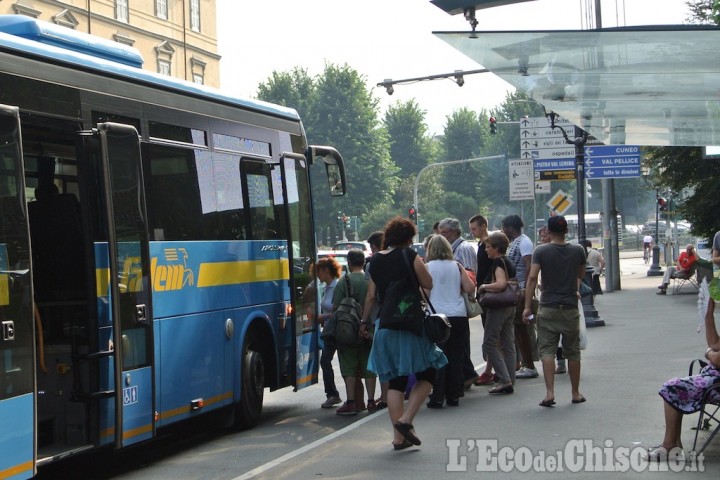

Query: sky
[216,0,691,134]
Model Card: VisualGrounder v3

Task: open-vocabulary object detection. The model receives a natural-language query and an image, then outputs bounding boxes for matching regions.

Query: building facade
[2,0,219,87]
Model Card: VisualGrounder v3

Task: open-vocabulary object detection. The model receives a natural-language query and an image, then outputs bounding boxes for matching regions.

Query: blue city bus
[0,16,345,479]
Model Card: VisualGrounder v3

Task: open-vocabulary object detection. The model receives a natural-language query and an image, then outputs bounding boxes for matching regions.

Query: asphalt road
[38,254,720,479]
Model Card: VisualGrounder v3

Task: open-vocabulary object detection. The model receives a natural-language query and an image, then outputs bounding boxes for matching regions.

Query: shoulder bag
[458,263,482,318]
[407,252,451,344]
[478,257,520,309]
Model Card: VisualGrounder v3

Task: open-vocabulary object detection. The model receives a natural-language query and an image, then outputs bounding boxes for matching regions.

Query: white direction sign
[519,115,575,162]
[509,159,534,200]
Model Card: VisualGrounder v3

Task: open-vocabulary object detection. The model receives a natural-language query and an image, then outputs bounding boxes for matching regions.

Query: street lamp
[641,166,663,277]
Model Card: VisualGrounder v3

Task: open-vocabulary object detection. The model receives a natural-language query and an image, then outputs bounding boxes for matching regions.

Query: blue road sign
[584,145,640,157]
[583,144,641,179]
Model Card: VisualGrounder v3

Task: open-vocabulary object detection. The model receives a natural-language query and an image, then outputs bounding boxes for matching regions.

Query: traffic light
[489,116,497,134]
[658,197,668,212]
[408,206,417,223]
[344,216,351,229]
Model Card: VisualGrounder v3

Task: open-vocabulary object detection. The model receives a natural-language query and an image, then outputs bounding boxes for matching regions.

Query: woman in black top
[360,217,447,450]
[477,232,517,395]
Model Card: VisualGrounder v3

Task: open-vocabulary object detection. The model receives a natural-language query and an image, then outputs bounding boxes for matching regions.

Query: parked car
[332,241,371,256]
[410,242,426,261]
[317,250,349,272]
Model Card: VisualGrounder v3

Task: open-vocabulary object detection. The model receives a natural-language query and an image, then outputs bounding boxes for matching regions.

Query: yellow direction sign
[546,189,574,215]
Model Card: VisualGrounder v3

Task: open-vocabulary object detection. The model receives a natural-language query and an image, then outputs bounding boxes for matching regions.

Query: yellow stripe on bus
[296,372,318,387]
[0,460,33,479]
[197,259,289,287]
[96,268,110,297]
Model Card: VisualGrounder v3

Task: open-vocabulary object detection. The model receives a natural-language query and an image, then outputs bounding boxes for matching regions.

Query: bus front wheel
[236,331,265,429]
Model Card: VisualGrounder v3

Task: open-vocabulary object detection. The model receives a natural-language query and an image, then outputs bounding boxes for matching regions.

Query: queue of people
[312,213,589,452]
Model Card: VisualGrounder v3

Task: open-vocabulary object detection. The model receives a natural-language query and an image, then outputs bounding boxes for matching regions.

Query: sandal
[643,446,685,462]
[393,421,421,445]
[539,399,556,407]
[393,439,413,451]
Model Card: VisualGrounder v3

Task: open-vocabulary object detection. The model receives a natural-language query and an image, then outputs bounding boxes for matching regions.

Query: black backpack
[334,274,363,346]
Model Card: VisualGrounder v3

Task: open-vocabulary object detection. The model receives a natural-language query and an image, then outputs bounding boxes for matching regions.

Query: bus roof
[0,15,301,123]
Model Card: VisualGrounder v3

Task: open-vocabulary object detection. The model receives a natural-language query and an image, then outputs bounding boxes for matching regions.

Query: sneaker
[355,400,366,412]
[336,401,358,416]
[516,367,539,379]
[367,400,378,413]
[555,361,567,374]
[321,396,342,408]
[474,372,494,385]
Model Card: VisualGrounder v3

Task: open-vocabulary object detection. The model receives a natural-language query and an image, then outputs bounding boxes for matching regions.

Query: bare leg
[380,381,388,403]
[541,356,555,403]
[344,376,356,402]
[387,389,405,444]
[568,359,583,401]
[399,379,433,425]
[661,401,684,449]
[365,377,377,402]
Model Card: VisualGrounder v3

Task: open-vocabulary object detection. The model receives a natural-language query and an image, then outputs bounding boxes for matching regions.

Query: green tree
[440,108,484,203]
[643,147,720,240]
[383,99,440,232]
[310,64,396,236]
[685,0,719,23]
[256,67,316,123]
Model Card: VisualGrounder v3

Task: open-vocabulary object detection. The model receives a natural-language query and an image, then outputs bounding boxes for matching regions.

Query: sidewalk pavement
[262,256,719,479]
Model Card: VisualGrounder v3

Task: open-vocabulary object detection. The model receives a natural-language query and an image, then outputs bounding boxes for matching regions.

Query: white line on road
[231,409,381,480]
[232,362,487,479]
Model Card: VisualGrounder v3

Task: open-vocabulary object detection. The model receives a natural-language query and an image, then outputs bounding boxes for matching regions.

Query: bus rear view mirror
[308,146,346,197]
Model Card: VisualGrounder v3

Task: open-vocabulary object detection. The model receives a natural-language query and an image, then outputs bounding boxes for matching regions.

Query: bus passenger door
[280,153,319,390]
[97,123,154,448]
[0,105,35,479]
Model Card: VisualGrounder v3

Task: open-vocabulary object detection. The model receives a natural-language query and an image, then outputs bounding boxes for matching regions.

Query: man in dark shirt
[469,214,494,385]
[523,215,587,407]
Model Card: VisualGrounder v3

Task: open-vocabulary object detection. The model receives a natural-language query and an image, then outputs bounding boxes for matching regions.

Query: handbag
[478,257,520,308]
[458,263,482,318]
[378,249,425,337]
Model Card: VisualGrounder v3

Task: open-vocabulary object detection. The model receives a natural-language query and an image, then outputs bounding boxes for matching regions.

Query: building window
[156,40,175,77]
[158,60,171,76]
[190,0,200,32]
[156,0,168,20]
[190,57,206,85]
[116,0,129,23]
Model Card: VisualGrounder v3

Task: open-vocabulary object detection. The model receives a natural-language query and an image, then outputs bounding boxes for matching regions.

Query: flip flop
[539,399,556,407]
[394,421,421,446]
[572,395,587,404]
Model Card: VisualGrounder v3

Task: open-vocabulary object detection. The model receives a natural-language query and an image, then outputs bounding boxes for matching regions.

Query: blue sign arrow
[584,145,640,157]
[584,155,640,168]
[585,166,640,179]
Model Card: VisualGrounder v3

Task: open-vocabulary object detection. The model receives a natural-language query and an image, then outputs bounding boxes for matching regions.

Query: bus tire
[235,332,264,429]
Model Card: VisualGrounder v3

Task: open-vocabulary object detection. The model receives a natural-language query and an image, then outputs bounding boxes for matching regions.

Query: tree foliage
[644,147,720,240]
[257,63,395,241]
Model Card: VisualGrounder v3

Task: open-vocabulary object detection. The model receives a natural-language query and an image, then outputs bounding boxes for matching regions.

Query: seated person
[645,235,720,461]
[657,244,697,295]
